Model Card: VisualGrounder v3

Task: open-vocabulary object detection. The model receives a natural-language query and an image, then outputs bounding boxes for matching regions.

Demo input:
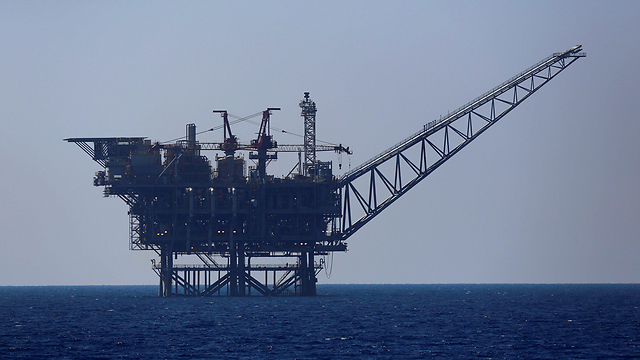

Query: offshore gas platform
[66,45,585,296]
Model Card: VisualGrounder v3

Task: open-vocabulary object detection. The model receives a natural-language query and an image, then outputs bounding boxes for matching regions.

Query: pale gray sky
[1,1,639,285]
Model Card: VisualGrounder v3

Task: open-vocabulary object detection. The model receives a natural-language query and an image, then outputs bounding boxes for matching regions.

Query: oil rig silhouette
[66,46,585,296]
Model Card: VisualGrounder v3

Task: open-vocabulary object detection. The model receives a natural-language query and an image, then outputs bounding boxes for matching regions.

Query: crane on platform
[65,45,585,296]
[334,45,586,241]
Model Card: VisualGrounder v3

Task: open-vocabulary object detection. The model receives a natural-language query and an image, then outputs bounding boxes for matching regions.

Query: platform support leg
[300,251,316,296]
[159,244,173,297]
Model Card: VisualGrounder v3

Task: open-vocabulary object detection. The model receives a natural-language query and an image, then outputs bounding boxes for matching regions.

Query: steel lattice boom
[334,45,585,240]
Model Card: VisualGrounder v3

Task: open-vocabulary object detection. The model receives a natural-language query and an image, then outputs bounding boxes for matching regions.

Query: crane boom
[335,45,585,240]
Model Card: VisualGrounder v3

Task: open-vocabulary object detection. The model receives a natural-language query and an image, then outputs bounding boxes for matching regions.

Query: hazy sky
[1,1,639,286]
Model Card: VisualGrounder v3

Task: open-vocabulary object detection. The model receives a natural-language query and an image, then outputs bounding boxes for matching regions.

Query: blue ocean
[1,284,639,359]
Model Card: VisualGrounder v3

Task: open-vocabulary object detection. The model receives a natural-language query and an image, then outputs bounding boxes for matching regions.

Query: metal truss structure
[66,45,584,296]
[334,45,585,240]
[300,92,318,177]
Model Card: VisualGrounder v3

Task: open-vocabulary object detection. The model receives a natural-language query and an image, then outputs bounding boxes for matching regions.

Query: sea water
[1,284,639,359]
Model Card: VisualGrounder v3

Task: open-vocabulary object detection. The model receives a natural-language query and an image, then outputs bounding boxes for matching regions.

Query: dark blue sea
[1,284,639,359]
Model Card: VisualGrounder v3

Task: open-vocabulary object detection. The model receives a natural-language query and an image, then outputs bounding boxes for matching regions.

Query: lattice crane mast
[300,92,317,178]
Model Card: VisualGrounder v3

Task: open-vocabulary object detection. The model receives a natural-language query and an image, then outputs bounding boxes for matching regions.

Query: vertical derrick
[300,92,317,178]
